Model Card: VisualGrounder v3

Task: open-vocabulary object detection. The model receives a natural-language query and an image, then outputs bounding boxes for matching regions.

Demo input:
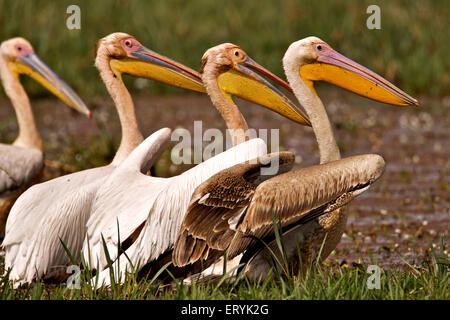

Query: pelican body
[173,37,418,280]
[0,38,90,237]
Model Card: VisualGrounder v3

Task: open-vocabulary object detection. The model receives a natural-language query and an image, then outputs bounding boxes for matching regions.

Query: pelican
[173,37,419,280]
[0,38,90,237]
[88,44,311,287]
[1,32,217,286]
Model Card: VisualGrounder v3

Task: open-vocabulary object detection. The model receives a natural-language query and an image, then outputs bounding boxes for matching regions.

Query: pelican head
[283,36,419,106]
[0,38,90,117]
[201,43,311,126]
[95,32,205,93]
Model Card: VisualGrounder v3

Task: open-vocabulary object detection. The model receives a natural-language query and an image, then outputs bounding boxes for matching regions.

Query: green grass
[0,249,447,300]
[0,235,448,300]
[0,0,448,98]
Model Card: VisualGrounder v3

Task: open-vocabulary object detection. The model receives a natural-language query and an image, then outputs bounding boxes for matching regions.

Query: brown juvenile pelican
[0,37,90,237]
[173,37,419,280]
[86,44,311,287]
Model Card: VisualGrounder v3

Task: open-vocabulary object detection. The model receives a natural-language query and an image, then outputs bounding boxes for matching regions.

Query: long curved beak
[12,53,91,117]
[110,45,206,94]
[218,57,311,126]
[300,46,419,106]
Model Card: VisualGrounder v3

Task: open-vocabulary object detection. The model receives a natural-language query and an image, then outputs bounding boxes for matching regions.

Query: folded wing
[173,154,385,267]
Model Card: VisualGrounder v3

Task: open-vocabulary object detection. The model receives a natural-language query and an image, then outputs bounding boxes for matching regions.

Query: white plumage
[3,164,115,285]
[0,145,43,239]
[85,135,267,287]
[0,144,43,194]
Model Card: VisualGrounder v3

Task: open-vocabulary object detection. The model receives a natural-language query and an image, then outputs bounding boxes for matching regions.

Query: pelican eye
[234,51,239,57]
[317,45,322,51]
[125,40,133,48]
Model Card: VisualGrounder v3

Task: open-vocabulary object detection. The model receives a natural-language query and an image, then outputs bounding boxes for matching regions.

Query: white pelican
[87,44,311,287]
[173,37,419,280]
[1,32,213,286]
[0,38,90,238]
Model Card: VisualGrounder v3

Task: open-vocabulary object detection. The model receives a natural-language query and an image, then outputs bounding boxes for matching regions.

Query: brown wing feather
[226,154,385,258]
[172,152,295,266]
[174,154,384,267]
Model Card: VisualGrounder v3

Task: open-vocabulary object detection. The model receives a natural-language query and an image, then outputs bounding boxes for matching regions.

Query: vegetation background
[0,0,448,98]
